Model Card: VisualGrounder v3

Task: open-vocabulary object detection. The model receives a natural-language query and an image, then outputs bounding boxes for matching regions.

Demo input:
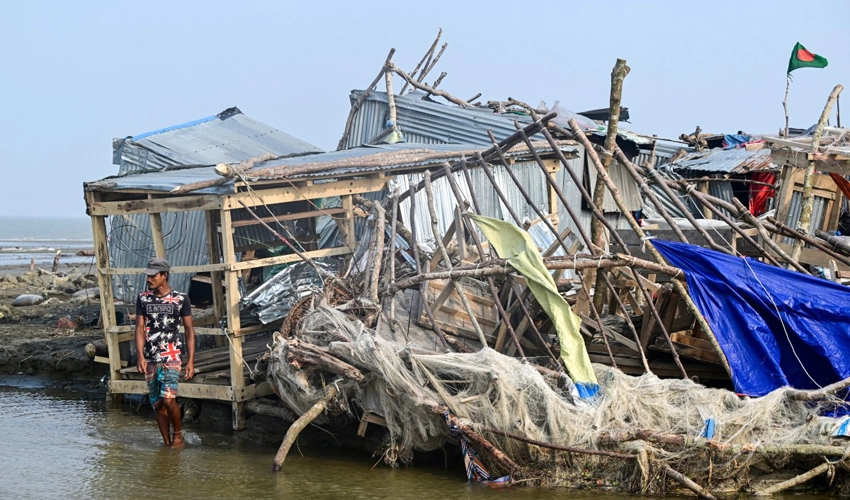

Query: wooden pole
[337,49,395,150]
[369,202,386,304]
[591,59,630,312]
[408,186,454,352]
[617,148,732,255]
[783,74,791,139]
[660,462,717,500]
[399,29,441,95]
[440,162,527,358]
[730,198,811,274]
[570,121,732,378]
[791,84,844,262]
[424,170,488,347]
[271,385,338,471]
[753,461,831,496]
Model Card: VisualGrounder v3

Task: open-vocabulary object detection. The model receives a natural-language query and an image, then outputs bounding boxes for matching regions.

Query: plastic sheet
[653,239,850,396]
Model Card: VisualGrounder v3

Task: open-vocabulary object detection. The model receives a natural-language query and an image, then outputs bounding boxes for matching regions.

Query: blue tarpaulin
[652,240,850,397]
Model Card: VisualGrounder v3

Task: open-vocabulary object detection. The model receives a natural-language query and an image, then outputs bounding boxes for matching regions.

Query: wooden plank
[230,208,346,228]
[94,356,127,367]
[223,176,388,210]
[204,210,225,346]
[88,195,222,216]
[99,263,227,275]
[228,246,351,271]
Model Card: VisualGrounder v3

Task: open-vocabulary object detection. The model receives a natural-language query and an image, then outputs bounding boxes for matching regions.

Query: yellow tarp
[470,215,598,394]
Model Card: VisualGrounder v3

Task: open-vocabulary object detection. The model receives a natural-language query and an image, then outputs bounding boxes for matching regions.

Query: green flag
[787,42,828,74]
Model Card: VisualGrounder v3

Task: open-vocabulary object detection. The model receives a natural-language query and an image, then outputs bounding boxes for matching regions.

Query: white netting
[268,305,843,474]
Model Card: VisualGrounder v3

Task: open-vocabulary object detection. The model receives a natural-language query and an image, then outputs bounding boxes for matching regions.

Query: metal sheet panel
[107,210,209,303]
[669,148,776,174]
[115,108,323,175]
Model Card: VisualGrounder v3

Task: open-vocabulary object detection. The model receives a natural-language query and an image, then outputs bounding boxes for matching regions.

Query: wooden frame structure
[85,172,388,430]
[768,132,850,271]
[84,139,575,430]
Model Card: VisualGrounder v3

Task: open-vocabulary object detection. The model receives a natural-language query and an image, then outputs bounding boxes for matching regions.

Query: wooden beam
[223,176,388,210]
[87,194,222,216]
[230,208,346,228]
[228,246,351,272]
[99,263,227,275]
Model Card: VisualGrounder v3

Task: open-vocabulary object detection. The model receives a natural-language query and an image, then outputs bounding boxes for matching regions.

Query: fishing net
[267,304,847,488]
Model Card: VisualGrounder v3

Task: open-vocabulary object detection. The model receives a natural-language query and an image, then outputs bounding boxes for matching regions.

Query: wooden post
[204,210,225,346]
[87,192,121,401]
[220,208,246,430]
[792,84,843,262]
[591,59,629,312]
[149,210,167,259]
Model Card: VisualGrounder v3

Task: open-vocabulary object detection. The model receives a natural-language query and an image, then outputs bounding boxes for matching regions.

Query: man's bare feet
[171,431,185,448]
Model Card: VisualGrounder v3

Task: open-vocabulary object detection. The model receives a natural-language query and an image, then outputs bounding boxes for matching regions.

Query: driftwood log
[271,385,339,472]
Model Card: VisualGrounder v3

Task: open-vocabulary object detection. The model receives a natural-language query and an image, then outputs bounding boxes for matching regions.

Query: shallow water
[0,379,602,499]
[0,378,835,499]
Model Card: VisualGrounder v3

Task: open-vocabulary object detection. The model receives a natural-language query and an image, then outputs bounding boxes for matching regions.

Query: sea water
[0,379,622,500]
[0,215,94,268]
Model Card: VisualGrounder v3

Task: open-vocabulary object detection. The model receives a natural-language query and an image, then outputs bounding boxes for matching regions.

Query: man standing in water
[135,258,195,447]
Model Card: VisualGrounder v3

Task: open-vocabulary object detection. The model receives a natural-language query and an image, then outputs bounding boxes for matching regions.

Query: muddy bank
[0,266,107,381]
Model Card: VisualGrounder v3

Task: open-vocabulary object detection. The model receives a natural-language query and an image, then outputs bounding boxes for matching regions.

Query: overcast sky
[2,1,847,218]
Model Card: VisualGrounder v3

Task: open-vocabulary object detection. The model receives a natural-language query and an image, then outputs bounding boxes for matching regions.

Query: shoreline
[0,262,105,380]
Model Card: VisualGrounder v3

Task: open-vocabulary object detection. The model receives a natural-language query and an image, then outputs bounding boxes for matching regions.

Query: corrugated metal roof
[344,90,543,148]
[87,142,580,194]
[344,90,648,149]
[668,148,776,174]
[113,107,323,175]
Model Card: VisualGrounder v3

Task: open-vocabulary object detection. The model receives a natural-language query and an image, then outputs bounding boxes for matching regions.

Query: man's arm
[135,314,147,374]
[183,314,195,380]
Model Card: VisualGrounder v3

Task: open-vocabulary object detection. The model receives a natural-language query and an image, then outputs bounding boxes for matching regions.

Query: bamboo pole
[792,85,844,262]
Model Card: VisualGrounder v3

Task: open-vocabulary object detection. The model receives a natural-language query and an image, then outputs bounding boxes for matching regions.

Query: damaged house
[83,37,850,495]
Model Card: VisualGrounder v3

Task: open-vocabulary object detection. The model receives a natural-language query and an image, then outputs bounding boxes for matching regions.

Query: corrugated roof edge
[131,107,240,141]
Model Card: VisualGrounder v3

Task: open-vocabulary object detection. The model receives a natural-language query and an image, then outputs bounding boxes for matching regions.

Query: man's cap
[143,257,170,276]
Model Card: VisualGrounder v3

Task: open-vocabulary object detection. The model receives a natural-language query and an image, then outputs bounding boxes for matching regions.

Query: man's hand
[184,362,194,380]
[137,357,147,374]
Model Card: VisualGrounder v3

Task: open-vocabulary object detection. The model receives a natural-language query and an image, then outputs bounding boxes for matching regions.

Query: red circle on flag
[797,48,815,62]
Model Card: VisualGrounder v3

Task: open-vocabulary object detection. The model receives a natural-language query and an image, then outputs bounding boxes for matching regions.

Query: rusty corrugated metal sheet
[669,148,776,174]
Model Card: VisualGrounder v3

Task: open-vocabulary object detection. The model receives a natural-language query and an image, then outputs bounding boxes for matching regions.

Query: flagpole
[783,74,791,138]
